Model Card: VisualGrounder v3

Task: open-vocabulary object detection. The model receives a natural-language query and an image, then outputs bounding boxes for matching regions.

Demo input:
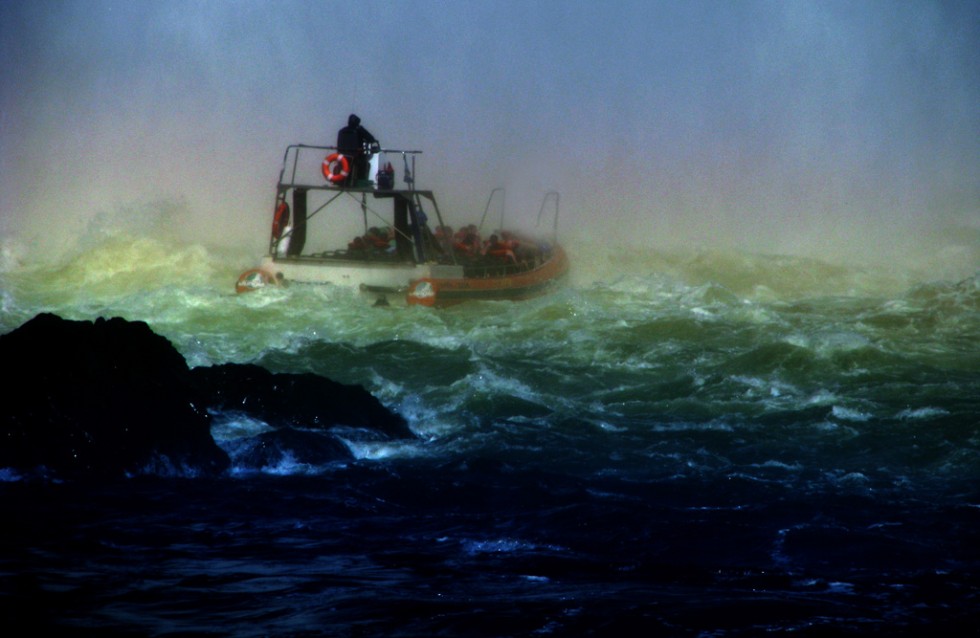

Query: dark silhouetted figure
[336,114,379,187]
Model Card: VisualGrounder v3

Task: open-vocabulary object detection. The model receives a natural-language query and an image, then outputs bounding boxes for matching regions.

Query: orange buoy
[235,268,279,294]
[322,153,350,184]
[271,201,290,239]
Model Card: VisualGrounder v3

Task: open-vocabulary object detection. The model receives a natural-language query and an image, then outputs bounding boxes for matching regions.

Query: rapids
[1,228,978,635]
[2,231,978,478]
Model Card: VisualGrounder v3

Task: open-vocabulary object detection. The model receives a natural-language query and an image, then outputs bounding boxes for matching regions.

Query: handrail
[478,187,505,234]
[536,191,560,242]
[278,144,423,191]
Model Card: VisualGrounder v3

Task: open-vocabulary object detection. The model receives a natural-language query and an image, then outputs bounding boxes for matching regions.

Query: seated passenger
[499,231,520,253]
[485,234,517,263]
[453,225,481,258]
[365,226,393,252]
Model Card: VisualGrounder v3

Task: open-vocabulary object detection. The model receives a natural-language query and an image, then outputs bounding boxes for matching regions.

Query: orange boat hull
[407,245,569,307]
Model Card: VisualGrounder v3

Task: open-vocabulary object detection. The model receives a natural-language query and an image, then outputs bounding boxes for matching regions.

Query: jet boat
[235,144,569,307]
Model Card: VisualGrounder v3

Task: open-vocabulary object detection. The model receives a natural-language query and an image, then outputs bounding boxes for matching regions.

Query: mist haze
[2,7,980,632]
[2,0,977,279]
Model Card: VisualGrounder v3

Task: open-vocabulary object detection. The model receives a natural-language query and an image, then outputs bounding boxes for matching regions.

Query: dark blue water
[2,237,979,635]
[4,462,978,636]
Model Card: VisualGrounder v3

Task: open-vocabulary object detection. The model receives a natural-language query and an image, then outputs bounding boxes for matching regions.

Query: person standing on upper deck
[336,114,379,187]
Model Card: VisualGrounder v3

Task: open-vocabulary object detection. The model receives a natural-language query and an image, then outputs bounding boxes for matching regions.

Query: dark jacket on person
[337,114,377,157]
[336,114,378,185]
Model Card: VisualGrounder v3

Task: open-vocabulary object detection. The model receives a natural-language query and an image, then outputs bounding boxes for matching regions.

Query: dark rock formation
[0,313,412,479]
[0,313,226,478]
[190,363,413,439]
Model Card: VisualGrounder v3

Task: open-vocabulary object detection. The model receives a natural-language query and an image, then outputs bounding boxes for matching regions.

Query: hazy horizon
[2,0,977,279]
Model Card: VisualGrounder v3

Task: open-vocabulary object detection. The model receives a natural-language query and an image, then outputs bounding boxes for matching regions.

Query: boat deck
[273,244,557,278]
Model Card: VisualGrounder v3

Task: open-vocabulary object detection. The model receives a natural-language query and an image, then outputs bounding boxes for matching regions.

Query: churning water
[1,227,978,636]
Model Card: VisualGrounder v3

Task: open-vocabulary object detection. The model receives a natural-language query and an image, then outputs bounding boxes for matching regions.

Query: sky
[1,0,978,272]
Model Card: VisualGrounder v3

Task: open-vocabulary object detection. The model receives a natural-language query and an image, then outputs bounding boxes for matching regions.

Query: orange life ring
[271,201,289,239]
[235,268,278,294]
[322,153,350,183]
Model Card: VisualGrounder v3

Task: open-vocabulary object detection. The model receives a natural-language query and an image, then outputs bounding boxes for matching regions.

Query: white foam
[830,405,872,422]
[897,407,950,420]
[209,411,275,442]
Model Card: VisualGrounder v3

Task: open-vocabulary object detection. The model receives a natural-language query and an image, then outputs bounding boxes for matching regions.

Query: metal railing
[277,144,423,192]
[266,144,561,265]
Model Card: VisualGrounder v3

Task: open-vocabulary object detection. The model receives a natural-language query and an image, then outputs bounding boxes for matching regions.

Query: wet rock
[0,313,228,478]
[191,363,414,440]
[0,313,412,479]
